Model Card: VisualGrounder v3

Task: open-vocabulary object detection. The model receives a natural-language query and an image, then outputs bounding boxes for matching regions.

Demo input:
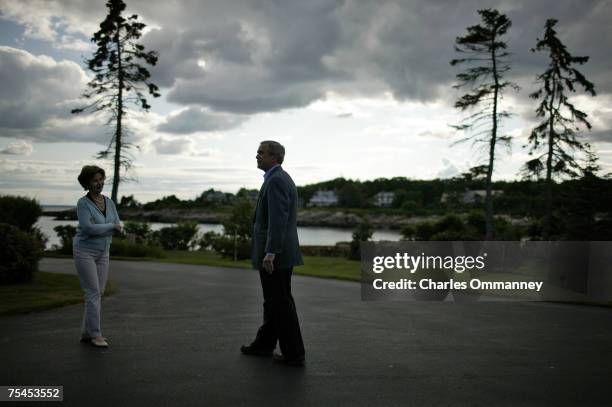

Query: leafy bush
[0,223,44,284]
[110,239,164,258]
[53,225,77,254]
[150,222,198,250]
[201,198,254,260]
[197,231,219,251]
[526,215,566,240]
[209,234,252,260]
[466,211,486,236]
[31,227,49,250]
[415,221,435,240]
[492,217,524,240]
[222,198,254,240]
[412,213,524,241]
[429,214,472,241]
[197,231,252,260]
[400,225,416,240]
[0,195,43,231]
[123,220,152,244]
[348,219,373,260]
[300,244,350,257]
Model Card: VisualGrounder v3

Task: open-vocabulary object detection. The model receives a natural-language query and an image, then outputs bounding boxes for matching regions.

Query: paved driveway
[1,258,611,406]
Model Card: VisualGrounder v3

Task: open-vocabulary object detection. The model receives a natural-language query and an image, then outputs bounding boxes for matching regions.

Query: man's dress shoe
[240,344,273,357]
[273,352,305,366]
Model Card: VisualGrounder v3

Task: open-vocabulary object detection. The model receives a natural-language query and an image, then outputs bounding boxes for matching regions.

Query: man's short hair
[260,140,285,164]
[77,165,106,190]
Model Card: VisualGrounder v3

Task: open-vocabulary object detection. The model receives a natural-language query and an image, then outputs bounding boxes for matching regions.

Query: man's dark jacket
[252,166,304,270]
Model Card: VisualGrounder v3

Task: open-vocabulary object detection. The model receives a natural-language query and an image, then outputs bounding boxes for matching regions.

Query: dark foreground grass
[0,272,117,316]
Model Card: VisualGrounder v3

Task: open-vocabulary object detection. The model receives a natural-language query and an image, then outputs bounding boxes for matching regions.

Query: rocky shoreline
[45,208,438,229]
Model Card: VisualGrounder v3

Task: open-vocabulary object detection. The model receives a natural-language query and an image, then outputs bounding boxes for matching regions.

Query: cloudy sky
[1,0,610,204]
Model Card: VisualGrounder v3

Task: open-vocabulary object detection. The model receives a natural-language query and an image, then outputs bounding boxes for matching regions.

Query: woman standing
[73,165,122,348]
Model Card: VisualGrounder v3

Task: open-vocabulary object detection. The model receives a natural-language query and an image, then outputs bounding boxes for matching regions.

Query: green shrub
[401,201,419,213]
[300,244,350,257]
[429,215,480,241]
[110,239,165,258]
[492,217,524,240]
[466,211,486,236]
[123,220,151,244]
[53,225,77,254]
[0,195,42,231]
[435,214,465,233]
[201,198,254,260]
[413,212,525,241]
[222,198,254,240]
[400,225,416,240]
[415,221,435,240]
[197,231,220,251]
[31,227,49,250]
[150,222,198,250]
[0,223,44,284]
[430,229,479,241]
[209,233,252,260]
[349,219,373,260]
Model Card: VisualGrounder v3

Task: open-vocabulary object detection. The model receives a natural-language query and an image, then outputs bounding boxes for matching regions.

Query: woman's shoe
[90,337,109,348]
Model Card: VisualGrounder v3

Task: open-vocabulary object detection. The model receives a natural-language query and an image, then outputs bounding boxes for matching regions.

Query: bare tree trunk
[544,84,556,239]
[112,33,123,204]
[485,35,500,241]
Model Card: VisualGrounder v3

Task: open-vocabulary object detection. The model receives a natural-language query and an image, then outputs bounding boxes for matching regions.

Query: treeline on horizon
[120,173,612,219]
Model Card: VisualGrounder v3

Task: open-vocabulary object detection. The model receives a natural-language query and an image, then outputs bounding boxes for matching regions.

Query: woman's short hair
[77,165,106,190]
[260,140,285,164]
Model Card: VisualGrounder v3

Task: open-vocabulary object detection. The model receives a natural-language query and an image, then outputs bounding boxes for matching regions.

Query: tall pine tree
[72,0,160,203]
[450,9,519,240]
[524,18,596,238]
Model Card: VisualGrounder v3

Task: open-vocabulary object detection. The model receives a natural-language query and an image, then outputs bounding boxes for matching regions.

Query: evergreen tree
[450,8,519,240]
[72,0,160,202]
[523,18,596,238]
[560,148,601,240]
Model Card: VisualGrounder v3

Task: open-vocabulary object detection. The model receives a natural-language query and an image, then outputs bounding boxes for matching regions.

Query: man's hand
[262,253,275,274]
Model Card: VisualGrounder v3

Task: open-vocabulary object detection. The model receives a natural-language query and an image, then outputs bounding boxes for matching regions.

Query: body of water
[42,205,76,212]
[36,216,401,249]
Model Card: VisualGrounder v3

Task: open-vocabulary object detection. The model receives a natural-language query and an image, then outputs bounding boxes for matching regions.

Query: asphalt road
[1,258,611,406]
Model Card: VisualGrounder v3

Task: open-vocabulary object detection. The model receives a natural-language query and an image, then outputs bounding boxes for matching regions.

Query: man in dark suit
[241,140,305,366]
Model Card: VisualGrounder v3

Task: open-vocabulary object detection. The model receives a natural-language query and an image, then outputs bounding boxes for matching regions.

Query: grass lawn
[0,272,117,316]
[46,250,362,282]
[115,250,362,281]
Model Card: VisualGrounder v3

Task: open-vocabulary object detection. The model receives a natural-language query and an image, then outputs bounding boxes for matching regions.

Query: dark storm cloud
[154,0,349,113]
[157,106,247,134]
[588,131,612,144]
[136,0,612,114]
[1,0,611,121]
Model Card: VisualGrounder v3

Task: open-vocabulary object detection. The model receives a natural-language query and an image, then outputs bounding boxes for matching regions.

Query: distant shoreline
[42,205,75,212]
[42,206,529,230]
